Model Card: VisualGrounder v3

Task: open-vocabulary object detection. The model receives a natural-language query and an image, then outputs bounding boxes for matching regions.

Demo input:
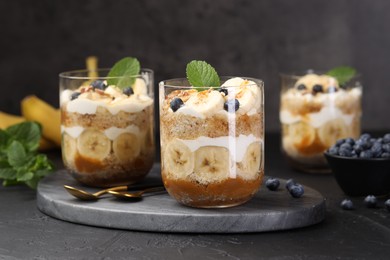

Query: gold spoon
[108,186,165,201]
[64,183,162,201]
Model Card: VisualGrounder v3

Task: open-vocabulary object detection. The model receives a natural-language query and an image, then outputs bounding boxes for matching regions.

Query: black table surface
[1,133,390,259]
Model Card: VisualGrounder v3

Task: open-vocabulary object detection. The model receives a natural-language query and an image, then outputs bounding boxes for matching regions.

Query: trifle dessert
[160,61,264,208]
[59,57,154,187]
[280,68,362,173]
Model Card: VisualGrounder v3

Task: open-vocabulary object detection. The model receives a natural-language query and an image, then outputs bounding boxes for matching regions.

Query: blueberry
[289,184,304,198]
[364,195,377,208]
[356,139,372,150]
[350,150,358,158]
[371,142,383,158]
[381,152,390,158]
[340,143,352,150]
[170,98,184,112]
[296,84,307,91]
[224,99,240,112]
[383,133,390,144]
[335,139,346,147]
[340,199,354,210]
[70,92,81,100]
[328,146,339,155]
[265,178,280,191]
[376,138,383,144]
[91,80,107,90]
[353,143,364,154]
[385,199,390,212]
[219,88,228,96]
[360,133,371,141]
[344,138,355,145]
[285,179,296,191]
[123,87,134,96]
[312,84,323,94]
[382,143,390,153]
[360,150,373,159]
[327,86,338,93]
[339,148,352,157]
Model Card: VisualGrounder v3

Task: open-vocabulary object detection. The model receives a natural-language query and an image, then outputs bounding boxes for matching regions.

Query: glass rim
[279,70,362,79]
[59,68,153,80]
[159,76,264,89]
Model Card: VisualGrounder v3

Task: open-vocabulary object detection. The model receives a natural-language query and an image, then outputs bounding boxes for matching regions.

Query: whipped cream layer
[280,88,362,127]
[179,134,262,163]
[61,79,153,115]
[61,125,141,141]
[173,77,262,118]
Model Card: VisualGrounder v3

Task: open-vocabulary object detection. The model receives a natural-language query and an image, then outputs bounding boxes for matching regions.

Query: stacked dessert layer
[60,78,154,187]
[160,77,264,206]
[280,74,362,165]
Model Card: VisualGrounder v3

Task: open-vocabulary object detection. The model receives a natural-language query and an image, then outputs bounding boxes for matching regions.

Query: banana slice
[193,146,230,182]
[318,118,348,147]
[288,122,316,148]
[62,133,77,165]
[77,129,111,160]
[221,77,246,87]
[113,133,141,164]
[133,78,147,95]
[241,142,262,178]
[235,84,257,115]
[163,139,194,178]
[185,90,224,117]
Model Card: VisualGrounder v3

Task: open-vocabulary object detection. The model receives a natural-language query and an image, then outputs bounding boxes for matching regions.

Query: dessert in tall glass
[280,67,362,173]
[59,57,154,187]
[160,61,264,208]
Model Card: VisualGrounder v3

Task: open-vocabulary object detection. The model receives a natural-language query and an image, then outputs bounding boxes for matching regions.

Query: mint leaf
[107,57,141,89]
[0,121,54,189]
[7,141,28,167]
[0,130,11,151]
[326,66,357,85]
[0,168,16,179]
[6,122,40,152]
[17,171,34,182]
[3,179,20,187]
[186,60,220,89]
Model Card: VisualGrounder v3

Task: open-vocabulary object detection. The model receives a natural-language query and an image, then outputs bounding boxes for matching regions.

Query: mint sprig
[326,66,357,85]
[0,122,54,189]
[107,57,141,89]
[186,60,220,90]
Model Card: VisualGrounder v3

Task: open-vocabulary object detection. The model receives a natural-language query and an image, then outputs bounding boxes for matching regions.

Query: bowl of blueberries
[324,133,390,196]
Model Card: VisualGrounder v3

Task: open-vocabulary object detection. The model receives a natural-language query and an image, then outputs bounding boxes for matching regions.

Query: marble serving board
[37,164,326,233]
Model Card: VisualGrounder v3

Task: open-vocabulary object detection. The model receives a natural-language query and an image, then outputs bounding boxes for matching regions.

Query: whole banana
[21,95,61,146]
[0,111,25,128]
[0,110,57,151]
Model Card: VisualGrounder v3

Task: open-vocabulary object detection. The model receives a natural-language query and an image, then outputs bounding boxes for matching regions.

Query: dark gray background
[1,0,389,132]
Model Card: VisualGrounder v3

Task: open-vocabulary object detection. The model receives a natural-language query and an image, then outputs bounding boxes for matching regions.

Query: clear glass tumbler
[59,68,154,187]
[280,71,362,173]
[159,77,264,208]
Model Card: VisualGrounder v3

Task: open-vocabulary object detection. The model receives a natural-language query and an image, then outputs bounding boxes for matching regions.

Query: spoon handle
[126,182,163,191]
[94,183,163,196]
[139,186,166,195]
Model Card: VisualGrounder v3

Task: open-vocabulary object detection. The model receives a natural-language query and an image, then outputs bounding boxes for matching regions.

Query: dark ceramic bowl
[324,152,390,196]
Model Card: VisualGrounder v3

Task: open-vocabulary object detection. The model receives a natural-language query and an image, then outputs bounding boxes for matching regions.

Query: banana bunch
[163,139,262,182]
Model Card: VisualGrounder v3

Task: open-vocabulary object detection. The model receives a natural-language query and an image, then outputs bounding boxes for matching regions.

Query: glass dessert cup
[279,72,362,173]
[59,68,155,187]
[159,77,264,208]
